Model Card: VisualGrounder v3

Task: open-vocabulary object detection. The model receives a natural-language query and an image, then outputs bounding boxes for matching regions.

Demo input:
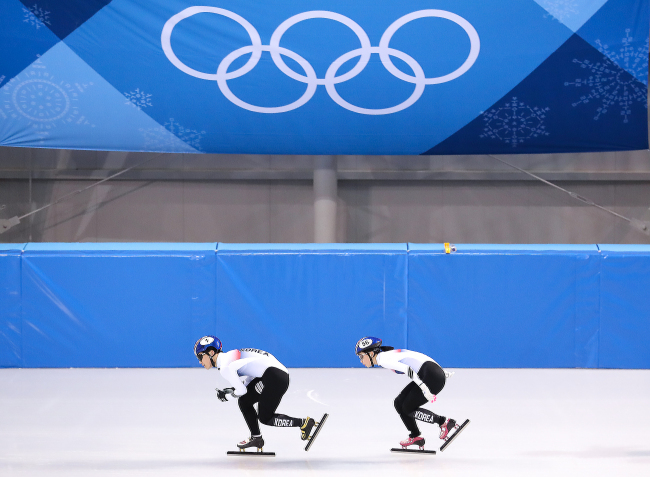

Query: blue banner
[1,0,647,154]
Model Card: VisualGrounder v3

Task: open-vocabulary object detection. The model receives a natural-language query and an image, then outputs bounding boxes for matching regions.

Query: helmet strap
[210,351,219,368]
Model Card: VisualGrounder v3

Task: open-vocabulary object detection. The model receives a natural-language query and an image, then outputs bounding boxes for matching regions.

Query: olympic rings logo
[161,8,480,115]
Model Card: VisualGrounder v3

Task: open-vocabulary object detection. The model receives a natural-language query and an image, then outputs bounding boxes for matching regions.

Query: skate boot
[439,418,457,439]
[399,436,426,450]
[300,417,316,441]
[237,435,265,452]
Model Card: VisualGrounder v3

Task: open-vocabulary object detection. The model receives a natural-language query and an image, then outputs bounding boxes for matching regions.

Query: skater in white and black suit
[355,336,457,450]
[194,335,317,451]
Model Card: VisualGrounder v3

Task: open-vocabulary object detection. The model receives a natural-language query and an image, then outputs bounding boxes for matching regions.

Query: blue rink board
[407,244,602,368]
[18,243,217,367]
[1,243,649,368]
[598,245,650,368]
[0,244,25,367]
[216,244,408,367]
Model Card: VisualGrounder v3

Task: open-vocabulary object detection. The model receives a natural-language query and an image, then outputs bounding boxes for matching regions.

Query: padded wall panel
[574,251,602,367]
[20,243,216,367]
[0,244,25,367]
[215,244,408,367]
[598,245,650,368]
[407,244,601,367]
[3,242,650,368]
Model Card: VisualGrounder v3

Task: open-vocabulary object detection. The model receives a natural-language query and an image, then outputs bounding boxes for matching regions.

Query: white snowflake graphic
[1,59,95,143]
[140,118,205,152]
[480,97,550,148]
[124,88,153,109]
[596,29,649,85]
[537,0,580,23]
[22,4,51,30]
[565,32,648,124]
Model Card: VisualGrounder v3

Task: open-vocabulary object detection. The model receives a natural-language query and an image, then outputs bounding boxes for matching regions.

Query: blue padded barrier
[215,244,408,368]
[19,243,217,367]
[1,242,649,368]
[598,245,650,369]
[407,244,602,368]
[0,244,25,367]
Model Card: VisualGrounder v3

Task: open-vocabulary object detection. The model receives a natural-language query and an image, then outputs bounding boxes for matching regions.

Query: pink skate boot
[439,418,457,439]
[399,436,426,450]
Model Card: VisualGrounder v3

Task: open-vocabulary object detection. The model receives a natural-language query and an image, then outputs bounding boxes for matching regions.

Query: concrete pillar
[314,155,337,243]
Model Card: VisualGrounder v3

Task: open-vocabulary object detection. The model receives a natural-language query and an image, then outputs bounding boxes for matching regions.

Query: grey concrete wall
[1,147,649,244]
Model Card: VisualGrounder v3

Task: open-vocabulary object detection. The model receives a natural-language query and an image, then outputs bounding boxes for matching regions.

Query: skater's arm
[376,353,424,385]
[376,353,435,401]
[220,357,257,396]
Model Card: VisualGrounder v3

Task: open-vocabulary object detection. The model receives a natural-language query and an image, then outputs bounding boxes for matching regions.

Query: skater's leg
[395,362,447,437]
[257,368,302,427]
[238,378,262,436]
[394,382,427,437]
[416,361,457,438]
[408,362,448,426]
[411,407,445,426]
[418,361,446,395]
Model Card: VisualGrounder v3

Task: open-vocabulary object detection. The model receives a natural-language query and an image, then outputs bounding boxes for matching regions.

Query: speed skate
[391,436,436,455]
[304,413,329,451]
[227,449,275,457]
[227,443,275,456]
[391,419,470,454]
[227,435,275,456]
[439,419,470,452]
[391,447,436,455]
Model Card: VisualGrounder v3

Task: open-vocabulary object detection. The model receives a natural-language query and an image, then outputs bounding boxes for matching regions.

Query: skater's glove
[216,387,236,402]
[419,383,436,402]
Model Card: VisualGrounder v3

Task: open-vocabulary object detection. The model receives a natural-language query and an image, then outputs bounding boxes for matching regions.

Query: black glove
[216,387,235,402]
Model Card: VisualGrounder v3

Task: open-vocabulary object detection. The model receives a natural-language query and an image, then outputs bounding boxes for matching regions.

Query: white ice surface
[1,368,649,476]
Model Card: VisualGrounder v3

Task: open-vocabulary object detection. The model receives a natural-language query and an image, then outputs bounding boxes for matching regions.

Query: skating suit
[217,348,297,434]
[377,349,445,391]
[216,348,288,397]
[377,349,448,437]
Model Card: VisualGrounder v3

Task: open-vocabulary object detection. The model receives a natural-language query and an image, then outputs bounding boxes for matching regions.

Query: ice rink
[1,368,649,477]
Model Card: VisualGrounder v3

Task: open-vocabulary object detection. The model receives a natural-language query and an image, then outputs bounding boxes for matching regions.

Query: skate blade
[391,448,436,455]
[439,419,470,452]
[227,450,275,457]
[304,413,329,452]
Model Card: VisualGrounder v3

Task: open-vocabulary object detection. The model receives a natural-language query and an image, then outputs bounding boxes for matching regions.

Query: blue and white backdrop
[0,0,648,154]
